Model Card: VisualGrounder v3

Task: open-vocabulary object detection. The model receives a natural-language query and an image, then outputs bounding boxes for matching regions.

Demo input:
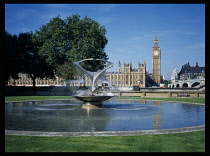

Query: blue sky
[5,4,205,80]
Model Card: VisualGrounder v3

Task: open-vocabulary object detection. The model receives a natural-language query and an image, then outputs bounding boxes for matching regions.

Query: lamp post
[201,70,205,85]
[138,80,141,91]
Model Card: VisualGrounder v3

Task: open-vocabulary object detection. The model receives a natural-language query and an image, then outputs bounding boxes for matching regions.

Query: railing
[111,91,204,98]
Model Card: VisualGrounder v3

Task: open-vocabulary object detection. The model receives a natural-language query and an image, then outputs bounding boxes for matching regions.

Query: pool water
[5,99,205,132]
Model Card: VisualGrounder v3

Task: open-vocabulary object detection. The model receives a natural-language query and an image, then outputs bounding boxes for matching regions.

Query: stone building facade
[106,34,162,87]
[178,62,205,80]
[106,61,146,87]
[169,62,205,88]
[171,68,179,84]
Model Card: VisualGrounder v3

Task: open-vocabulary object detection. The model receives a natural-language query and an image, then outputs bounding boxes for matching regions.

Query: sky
[5,4,205,80]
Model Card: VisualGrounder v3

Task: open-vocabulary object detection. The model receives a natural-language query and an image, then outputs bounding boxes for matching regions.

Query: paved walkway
[5,125,205,137]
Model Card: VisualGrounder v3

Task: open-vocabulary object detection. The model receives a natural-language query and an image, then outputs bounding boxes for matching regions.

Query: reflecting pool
[5,99,205,132]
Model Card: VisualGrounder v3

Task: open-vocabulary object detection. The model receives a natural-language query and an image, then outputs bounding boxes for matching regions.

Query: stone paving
[5,125,205,137]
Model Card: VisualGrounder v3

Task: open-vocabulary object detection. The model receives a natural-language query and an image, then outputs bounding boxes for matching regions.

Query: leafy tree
[18,32,55,89]
[34,14,108,80]
[5,31,55,89]
[5,31,22,83]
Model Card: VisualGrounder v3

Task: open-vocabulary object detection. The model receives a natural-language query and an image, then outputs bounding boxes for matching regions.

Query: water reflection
[5,99,205,132]
[153,115,162,129]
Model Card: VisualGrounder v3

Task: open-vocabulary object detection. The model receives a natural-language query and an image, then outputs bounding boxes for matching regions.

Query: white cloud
[129,36,141,41]
[160,30,198,36]
[186,42,205,49]
[97,16,114,24]
[182,32,198,35]
[97,4,120,13]
[44,4,72,9]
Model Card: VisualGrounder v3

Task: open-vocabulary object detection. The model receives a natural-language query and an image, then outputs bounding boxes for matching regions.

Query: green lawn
[5,96,73,103]
[113,96,205,104]
[5,131,205,152]
[5,96,205,152]
[5,96,205,104]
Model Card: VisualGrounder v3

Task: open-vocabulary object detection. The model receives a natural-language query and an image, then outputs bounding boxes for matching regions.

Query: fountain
[5,100,205,134]
[71,58,115,106]
[5,59,205,136]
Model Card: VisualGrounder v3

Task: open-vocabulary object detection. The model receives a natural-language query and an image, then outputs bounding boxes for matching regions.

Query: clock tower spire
[152,32,161,85]
[154,30,159,47]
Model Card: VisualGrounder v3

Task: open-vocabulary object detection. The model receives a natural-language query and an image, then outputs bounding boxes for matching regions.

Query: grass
[5,96,205,152]
[5,96,205,104]
[113,96,205,104]
[5,131,205,152]
[5,96,73,103]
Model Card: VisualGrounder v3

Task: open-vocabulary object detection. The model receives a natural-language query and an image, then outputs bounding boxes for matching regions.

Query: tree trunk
[28,74,36,95]
[32,77,36,95]
[32,77,36,89]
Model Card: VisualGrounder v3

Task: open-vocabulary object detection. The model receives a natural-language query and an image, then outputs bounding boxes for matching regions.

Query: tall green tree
[34,14,108,80]
[5,31,22,82]
[18,32,55,89]
[5,31,55,88]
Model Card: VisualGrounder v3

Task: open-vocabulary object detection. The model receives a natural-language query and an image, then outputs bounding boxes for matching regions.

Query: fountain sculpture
[5,59,205,133]
[72,58,115,105]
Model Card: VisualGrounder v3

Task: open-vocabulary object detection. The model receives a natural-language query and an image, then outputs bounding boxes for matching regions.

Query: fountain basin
[73,95,113,103]
[72,89,115,104]
[5,99,205,132]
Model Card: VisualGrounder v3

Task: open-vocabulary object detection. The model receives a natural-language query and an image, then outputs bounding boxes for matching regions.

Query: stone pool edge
[5,125,205,137]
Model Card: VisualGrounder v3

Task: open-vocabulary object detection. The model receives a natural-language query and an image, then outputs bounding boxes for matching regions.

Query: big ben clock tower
[152,33,161,85]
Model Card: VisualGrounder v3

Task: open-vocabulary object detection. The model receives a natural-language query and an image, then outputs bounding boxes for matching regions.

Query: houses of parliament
[106,34,163,87]
[7,34,163,87]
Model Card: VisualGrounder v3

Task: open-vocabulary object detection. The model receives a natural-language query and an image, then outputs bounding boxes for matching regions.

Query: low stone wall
[5,86,78,96]
[111,91,205,98]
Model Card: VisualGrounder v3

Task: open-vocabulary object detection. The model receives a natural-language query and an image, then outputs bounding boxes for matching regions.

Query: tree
[5,31,22,82]
[18,32,55,89]
[34,14,108,80]
[5,31,55,88]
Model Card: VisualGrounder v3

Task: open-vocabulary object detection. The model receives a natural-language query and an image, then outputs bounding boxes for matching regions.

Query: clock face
[154,51,159,55]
